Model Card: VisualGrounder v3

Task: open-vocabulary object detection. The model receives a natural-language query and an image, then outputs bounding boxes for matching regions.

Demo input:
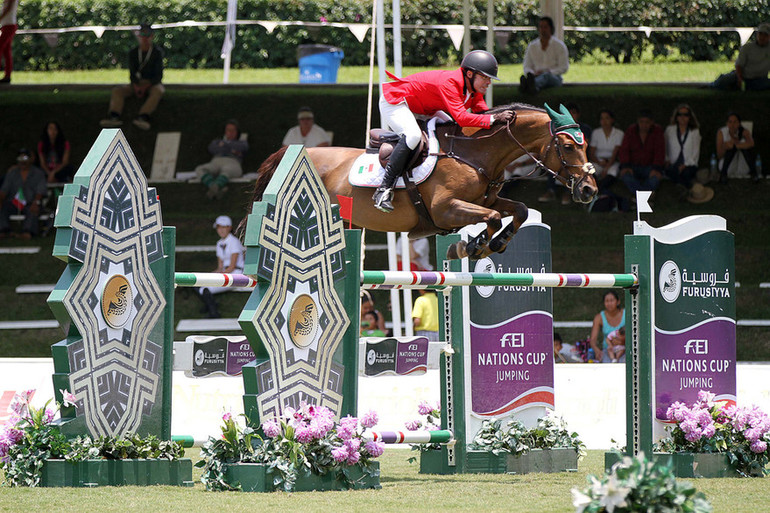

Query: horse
[245,103,597,260]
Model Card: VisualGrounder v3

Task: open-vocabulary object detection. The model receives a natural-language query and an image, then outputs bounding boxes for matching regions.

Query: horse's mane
[235,145,289,240]
[435,103,545,127]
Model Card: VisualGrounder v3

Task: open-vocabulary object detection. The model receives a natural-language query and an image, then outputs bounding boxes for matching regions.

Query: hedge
[11,0,770,70]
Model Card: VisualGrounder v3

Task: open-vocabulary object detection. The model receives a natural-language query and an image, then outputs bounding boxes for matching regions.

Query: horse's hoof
[446,241,468,260]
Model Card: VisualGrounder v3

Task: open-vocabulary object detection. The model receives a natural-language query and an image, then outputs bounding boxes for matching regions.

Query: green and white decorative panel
[240,145,351,426]
[47,129,174,439]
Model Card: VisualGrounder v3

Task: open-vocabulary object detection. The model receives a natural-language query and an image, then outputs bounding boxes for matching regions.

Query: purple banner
[226,339,256,376]
[654,319,737,420]
[395,337,429,375]
[470,312,554,417]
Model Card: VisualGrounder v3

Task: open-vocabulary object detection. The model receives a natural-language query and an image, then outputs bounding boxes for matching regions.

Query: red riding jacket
[382,69,493,128]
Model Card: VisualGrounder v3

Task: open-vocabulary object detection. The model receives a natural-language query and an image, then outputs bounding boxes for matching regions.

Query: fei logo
[684,339,708,354]
[658,260,681,303]
[500,333,524,348]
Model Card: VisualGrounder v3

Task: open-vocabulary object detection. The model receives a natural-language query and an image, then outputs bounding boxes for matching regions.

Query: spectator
[716,112,758,182]
[396,235,433,271]
[618,109,665,196]
[0,149,46,239]
[588,109,624,192]
[37,121,75,184]
[361,290,387,334]
[100,23,165,131]
[0,0,19,84]
[589,290,625,363]
[664,104,701,191]
[519,16,569,94]
[374,50,511,213]
[709,23,770,91]
[553,332,582,363]
[360,311,386,337]
[196,215,244,319]
[194,119,248,200]
[606,327,626,363]
[538,102,590,204]
[282,107,332,148]
[412,289,439,341]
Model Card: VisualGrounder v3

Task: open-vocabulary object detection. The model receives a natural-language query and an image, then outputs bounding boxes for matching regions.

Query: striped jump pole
[174,272,257,289]
[367,429,454,445]
[361,270,638,290]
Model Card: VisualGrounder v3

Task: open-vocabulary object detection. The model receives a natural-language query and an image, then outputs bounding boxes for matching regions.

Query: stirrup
[373,187,394,213]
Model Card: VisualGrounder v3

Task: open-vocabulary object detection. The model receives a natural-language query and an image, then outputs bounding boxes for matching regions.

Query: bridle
[437,110,595,197]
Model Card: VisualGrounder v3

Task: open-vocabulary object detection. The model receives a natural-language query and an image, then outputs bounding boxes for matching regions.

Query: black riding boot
[200,288,221,319]
[373,137,413,213]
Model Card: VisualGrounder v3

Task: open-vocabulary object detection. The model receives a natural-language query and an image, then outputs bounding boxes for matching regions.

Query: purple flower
[320,16,328,23]
[405,419,422,431]
[701,424,716,438]
[336,422,355,441]
[60,389,77,408]
[750,439,767,454]
[360,410,378,429]
[344,438,361,453]
[295,426,316,443]
[222,412,232,422]
[262,419,281,438]
[44,408,55,423]
[331,445,348,462]
[417,401,434,416]
[346,449,360,465]
[365,440,385,457]
[6,427,23,444]
[685,428,703,442]
[697,390,715,405]
[666,402,688,422]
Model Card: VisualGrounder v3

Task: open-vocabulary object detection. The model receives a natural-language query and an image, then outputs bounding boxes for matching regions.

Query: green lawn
[0,450,766,512]
[10,61,729,84]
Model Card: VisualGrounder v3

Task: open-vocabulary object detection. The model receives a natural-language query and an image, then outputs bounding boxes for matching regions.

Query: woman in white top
[717,112,758,182]
[588,109,624,190]
[664,103,701,188]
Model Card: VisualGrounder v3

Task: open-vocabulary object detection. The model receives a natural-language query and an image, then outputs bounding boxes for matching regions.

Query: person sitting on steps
[196,215,245,319]
[373,50,514,213]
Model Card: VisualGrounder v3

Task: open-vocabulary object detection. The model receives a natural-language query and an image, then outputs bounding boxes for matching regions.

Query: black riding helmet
[460,50,500,81]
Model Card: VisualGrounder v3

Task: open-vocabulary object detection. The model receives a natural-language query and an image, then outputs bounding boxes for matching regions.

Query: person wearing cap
[0,0,20,84]
[195,119,249,200]
[196,215,245,318]
[519,16,570,94]
[373,49,513,213]
[709,23,770,91]
[282,107,332,148]
[100,22,165,130]
[0,149,47,239]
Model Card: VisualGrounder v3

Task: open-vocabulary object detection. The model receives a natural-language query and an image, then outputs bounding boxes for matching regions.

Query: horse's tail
[236,146,288,240]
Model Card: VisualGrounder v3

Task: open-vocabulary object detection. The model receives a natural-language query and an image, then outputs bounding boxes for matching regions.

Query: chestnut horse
[246,103,597,260]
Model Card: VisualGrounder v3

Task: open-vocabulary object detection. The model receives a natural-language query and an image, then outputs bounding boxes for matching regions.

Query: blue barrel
[298,44,344,84]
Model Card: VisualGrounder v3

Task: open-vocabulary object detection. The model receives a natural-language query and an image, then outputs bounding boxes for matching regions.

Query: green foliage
[14,0,769,70]
[571,452,713,513]
[470,413,586,458]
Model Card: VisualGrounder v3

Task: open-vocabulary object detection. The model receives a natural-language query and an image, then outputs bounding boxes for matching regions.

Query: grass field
[9,61,729,85]
[0,449,767,512]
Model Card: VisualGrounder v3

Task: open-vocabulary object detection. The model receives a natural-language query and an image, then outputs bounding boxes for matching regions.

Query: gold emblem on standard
[288,294,318,348]
[101,275,132,328]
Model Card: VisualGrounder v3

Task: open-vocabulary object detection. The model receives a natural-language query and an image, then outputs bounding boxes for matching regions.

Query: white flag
[636,191,653,213]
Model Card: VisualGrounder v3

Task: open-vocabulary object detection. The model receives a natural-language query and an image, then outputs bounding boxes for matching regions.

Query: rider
[373,50,515,213]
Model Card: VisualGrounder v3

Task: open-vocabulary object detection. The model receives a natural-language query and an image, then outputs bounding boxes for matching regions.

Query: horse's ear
[543,103,559,119]
[559,104,571,117]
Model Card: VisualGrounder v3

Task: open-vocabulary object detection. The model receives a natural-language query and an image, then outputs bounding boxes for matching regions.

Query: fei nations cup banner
[636,216,736,422]
[460,211,553,431]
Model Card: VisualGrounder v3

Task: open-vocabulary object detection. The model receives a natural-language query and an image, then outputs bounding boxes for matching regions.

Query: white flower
[597,474,631,513]
[571,488,593,513]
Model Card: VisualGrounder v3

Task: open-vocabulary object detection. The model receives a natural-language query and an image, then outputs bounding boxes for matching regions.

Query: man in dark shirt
[618,109,665,195]
[100,23,165,131]
[0,149,47,238]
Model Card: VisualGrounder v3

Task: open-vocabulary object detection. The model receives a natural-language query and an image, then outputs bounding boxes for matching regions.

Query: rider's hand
[493,110,514,125]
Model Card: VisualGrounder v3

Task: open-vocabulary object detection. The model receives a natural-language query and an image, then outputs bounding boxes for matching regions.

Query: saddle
[366,128,429,173]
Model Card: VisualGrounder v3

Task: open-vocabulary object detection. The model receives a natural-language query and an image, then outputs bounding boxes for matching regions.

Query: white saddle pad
[348,117,441,188]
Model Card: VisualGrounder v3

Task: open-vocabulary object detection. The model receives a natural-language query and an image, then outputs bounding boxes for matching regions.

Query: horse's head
[541,103,597,204]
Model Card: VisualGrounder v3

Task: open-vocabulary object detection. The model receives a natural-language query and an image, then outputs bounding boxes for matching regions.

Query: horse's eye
[564,144,574,151]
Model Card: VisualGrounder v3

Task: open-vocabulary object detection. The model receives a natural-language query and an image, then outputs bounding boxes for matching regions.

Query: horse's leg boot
[373,137,412,213]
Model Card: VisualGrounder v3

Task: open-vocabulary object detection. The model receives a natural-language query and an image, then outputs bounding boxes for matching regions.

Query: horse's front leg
[486,198,528,254]
[438,199,503,260]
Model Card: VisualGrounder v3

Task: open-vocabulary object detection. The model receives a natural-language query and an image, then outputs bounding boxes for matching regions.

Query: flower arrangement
[404,400,443,456]
[0,390,184,487]
[470,411,586,458]
[196,404,384,492]
[571,452,713,513]
[655,390,770,477]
